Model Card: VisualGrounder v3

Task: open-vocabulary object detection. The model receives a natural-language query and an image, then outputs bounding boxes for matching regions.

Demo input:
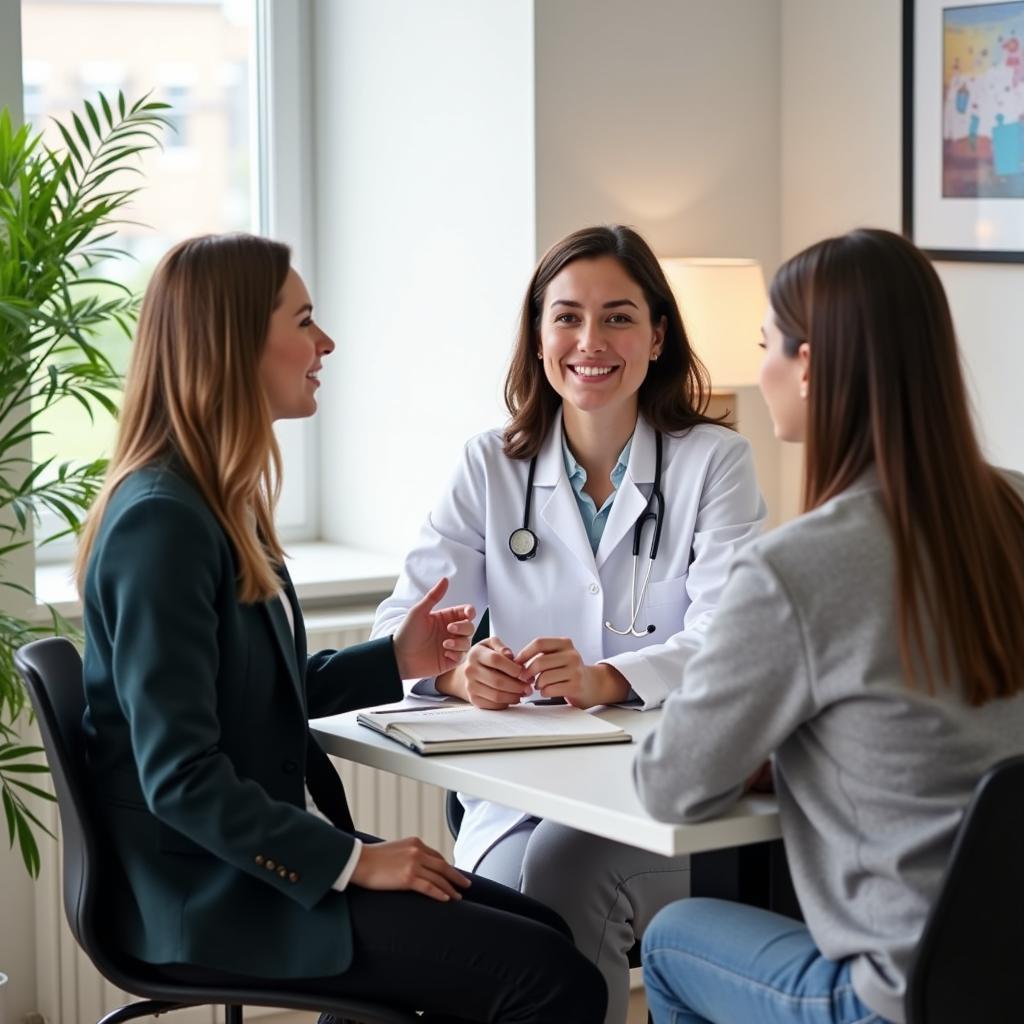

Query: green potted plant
[0,92,169,877]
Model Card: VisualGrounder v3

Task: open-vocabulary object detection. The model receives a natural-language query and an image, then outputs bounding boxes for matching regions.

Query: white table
[311,706,781,858]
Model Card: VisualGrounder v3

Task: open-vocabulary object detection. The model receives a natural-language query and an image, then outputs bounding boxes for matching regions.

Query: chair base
[98,1001,191,1024]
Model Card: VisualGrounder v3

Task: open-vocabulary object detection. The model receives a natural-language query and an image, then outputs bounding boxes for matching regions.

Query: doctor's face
[538,255,665,421]
[260,269,335,421]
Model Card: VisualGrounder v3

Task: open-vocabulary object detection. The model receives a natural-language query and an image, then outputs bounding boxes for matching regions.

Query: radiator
[306,610,454,858]
[34,610,452,1023]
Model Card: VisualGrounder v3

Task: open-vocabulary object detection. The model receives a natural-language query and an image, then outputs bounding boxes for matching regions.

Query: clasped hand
[439,635,630,710]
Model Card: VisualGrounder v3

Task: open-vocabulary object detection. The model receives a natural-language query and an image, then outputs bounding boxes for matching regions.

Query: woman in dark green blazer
[76,233,606,1023]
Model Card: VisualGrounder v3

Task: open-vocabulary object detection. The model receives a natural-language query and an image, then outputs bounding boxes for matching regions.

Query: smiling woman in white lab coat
[373,224,766,1024]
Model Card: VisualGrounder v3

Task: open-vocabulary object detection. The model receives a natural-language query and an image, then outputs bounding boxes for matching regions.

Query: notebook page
[378,704,623,741]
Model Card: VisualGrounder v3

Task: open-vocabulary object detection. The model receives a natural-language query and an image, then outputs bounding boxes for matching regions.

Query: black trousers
[157,869,607,1023]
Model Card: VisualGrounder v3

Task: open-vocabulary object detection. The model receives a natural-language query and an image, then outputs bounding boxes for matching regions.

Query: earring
[800,383,808,399]
[537,352,543,360]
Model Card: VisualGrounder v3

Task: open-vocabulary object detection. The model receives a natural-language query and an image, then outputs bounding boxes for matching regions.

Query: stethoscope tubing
[607,436,664,636]
[510,430,665,635]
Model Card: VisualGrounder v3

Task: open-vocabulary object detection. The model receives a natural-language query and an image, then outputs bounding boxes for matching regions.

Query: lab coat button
[254,854,265,866]
[277,866,288,878]
[265,859,276,871]
[588,582,600,594]
[288,872,299,883]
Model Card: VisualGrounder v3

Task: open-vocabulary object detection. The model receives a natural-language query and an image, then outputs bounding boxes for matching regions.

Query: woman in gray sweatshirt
[633,227,1024,1024]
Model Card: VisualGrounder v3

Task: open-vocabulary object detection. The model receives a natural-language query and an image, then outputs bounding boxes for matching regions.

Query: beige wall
[535,0,781,272]
[781,0,1024,494]
[534,0,785,523]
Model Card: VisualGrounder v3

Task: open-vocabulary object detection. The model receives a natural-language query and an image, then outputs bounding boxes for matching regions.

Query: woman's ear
[798,341,810,399]
[652,315,667,360]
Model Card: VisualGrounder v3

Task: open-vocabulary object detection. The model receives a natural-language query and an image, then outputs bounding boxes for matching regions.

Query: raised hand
[514,636,631,709]
[391,578,476,680]
[437,636,533,709]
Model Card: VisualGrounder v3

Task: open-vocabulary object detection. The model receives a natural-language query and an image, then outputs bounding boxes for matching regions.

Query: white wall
[312,0,536,556]
[781,0,1024,481]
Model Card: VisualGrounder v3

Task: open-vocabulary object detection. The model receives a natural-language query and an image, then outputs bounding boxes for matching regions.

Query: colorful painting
[906,0,1024,260]
[943,2,1024,197]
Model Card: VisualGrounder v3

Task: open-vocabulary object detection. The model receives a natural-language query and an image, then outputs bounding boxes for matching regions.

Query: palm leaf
[0,90,169,876]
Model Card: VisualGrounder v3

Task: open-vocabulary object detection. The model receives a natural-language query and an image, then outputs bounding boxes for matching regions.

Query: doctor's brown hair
[771,227,1024,706]
[75,233,290,603]
[503,225,720,459]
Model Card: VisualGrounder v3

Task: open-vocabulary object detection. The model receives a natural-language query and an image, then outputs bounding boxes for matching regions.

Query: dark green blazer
[81,461,403,978]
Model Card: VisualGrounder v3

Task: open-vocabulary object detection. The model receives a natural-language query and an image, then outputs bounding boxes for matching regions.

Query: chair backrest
[904,754,1024,1024]
[14,637,125,982]
[445,789,464,840]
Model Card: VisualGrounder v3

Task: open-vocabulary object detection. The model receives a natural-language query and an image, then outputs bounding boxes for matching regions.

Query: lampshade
[659,257,768,388]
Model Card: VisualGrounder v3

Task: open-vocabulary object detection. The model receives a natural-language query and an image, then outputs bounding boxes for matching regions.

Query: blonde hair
[75,233,291,603]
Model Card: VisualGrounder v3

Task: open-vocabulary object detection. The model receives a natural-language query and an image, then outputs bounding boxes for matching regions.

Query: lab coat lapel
[536,409,599,576]
[595,417,657,570]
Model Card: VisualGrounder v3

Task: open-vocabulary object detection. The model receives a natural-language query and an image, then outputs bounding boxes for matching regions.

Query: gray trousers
[476,817,690,1024]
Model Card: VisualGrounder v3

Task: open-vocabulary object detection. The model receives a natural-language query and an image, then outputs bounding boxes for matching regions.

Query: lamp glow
[659,257,768,388]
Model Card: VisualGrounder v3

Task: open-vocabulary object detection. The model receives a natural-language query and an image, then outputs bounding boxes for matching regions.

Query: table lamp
[658,258,768,389]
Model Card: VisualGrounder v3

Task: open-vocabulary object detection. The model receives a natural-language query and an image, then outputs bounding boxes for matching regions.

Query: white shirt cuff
[330,838,363,892]
[602,651,674,709]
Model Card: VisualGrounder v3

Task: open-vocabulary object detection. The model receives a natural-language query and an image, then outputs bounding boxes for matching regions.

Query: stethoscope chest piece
[509,527,538,561]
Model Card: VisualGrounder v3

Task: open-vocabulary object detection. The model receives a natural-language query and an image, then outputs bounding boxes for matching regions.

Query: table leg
[690,840,802,920]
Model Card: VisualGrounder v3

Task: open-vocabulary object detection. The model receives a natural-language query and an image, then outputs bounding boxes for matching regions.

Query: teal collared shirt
[562,433,633,553]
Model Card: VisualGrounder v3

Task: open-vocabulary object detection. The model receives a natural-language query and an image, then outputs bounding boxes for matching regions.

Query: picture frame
[903,0,1024,262]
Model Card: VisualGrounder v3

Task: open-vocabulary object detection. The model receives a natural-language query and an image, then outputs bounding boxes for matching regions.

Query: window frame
[28,0,320,566]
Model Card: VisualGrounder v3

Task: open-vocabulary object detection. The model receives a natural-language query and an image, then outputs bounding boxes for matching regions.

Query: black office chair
[14,636,417,1024]
[903,754,1024,1024]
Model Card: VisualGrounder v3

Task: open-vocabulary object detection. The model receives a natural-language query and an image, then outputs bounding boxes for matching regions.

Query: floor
[238,988,651,1024]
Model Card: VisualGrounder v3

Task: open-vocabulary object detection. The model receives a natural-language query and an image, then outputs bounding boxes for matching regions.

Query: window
[161,80,193,149]
[21,59,48,130]
[21,0,316,568]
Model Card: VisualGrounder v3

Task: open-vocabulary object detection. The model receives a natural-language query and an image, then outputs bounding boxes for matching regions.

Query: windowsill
[33,542,401,621]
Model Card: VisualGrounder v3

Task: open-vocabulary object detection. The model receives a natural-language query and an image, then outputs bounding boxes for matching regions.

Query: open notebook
[356,701,632,755]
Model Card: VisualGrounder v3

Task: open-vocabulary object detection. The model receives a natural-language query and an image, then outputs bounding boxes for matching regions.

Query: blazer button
[265,859,276,871]
[277,866,287,878]
[254,854,265,866]
[288,872,299,883]
[282,759,298,774]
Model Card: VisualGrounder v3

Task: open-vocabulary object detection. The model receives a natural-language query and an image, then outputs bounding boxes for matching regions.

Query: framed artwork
[904,0,1024,261]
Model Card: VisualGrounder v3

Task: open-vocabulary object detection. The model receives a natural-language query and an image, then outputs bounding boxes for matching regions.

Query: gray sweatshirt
[633,470,1024,1023]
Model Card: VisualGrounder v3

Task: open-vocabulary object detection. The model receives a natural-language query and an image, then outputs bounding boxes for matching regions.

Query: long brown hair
[770,227,1024,705]
[503,225,720,458]
[75,233,291,603]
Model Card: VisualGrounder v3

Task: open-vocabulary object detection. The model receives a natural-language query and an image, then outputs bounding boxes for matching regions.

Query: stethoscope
[508,431,665,637]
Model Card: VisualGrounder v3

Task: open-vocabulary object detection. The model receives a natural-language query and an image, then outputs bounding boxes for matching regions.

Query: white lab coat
[372,409,766,870]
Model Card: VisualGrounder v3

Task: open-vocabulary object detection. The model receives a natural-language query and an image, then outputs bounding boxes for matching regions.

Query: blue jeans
[642,899,893,1024]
